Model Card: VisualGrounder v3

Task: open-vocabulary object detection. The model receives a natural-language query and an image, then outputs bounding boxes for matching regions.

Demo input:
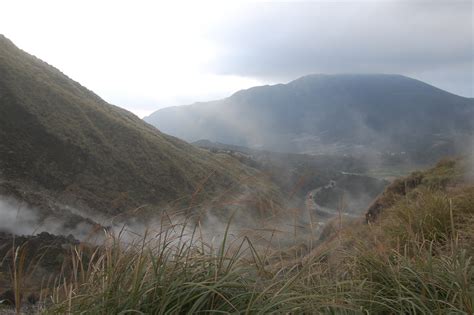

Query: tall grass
[47,221,312,314]
[43,186,473,314]
[2,176,473,314]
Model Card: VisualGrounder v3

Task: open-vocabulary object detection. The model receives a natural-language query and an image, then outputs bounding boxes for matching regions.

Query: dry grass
[1,159,473,314]
[42,183,473,314]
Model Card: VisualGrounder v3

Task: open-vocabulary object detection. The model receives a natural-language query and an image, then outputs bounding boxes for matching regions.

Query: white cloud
[0,0,260,117]
[1,0,471,117]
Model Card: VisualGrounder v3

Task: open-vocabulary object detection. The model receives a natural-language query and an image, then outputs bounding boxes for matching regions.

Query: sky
[1,0,472,118]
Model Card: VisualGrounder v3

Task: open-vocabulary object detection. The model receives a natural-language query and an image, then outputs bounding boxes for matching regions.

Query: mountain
[0,35,281,221]
[145,74,474,164]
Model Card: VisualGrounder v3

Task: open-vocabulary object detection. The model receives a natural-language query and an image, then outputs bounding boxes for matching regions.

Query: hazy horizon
[2,0,472,117]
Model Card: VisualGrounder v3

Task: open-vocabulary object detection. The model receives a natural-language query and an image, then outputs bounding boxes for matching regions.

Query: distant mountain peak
[145,73,473,164]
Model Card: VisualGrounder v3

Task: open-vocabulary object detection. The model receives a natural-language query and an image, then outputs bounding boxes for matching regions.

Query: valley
[0,33,472,314]
[146,74,473,166]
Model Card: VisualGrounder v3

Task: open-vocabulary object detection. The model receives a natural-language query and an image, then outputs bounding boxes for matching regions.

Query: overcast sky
[1,0,472,117]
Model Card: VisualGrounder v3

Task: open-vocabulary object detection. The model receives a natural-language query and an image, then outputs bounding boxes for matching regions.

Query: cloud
[207,1,473,96]
[0,0,471,116]
[0,197,97,239]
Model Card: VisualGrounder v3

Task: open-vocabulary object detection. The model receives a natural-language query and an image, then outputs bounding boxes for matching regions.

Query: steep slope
[0,35,280,217]
[365,157,472,222]
[145,74,474,163]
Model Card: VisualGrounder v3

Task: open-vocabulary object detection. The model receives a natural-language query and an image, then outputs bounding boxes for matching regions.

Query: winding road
[304,184,358,229]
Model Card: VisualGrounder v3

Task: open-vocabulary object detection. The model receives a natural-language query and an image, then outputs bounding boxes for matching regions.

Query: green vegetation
[0,35,472,314]
[0,34,282,218]
[1,159,470,314]
[47,185,472,314]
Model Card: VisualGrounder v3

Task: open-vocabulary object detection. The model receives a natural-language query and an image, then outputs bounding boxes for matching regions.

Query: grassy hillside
[1,158,471,313]
[0,35,281,217]
[0,34,472,313]
[52,159,474,313]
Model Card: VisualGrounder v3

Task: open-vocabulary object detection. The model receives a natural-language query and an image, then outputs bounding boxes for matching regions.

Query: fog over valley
[0,1,473,313]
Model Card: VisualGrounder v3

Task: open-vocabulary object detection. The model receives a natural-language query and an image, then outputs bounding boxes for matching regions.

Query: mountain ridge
[145,73,473,163]
[0,34,281,220]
